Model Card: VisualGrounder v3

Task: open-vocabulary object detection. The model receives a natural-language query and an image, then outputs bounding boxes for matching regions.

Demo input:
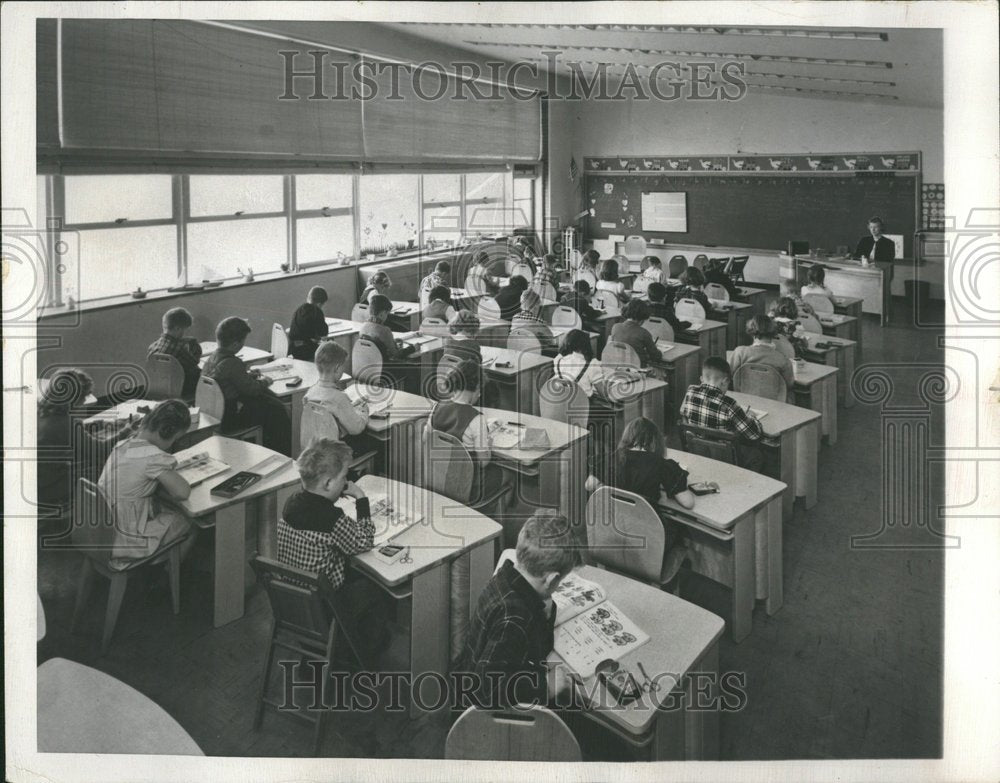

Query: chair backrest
[510,262,534,280]
[550,306,582,329]
[733,362,786,401]
[539,376,589,430]
[798,312,824,333]
[445,705,581,762]
[352,338,384,385]
[434,353,466,399]
[610,254,630,269]
[639,255,659,272]
[691,253,709,271]
[300,399,342,447]
[565,248,581,270]
[270,323,289,358]
[73,478,116,563]
[420,317,450,337]
[600,340,641,369]
[423,426,476,504]
[532,281,557,301]
[350,303,369,323]
[573,269,597,287]
[145,353,184,400]
[668,255,689,278]
[477,296,501,320]
[631,277,652,296]
[709,257,731,273]
[585,486,665,583]
[775,334,796,359]
[591,290,621,315]
[675,297,707,322]
[802,293,834,314]
[704,283,730,302]
[507,328,543,355]
[623,236,646,261]
[194,375,226,421]
[728,255,749,279]
[678,423,739,465]
[641,317,675,343]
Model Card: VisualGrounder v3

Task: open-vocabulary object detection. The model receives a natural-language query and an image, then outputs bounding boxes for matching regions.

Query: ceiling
[383,23,943,108]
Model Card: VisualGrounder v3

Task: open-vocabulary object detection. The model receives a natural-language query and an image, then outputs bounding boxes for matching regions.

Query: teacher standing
[854,215,896,263]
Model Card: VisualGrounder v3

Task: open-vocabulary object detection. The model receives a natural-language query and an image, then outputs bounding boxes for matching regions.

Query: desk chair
[350,303,370,323]
[533,280,558,301]
[678,423,739,465]
[623,236,647,261]
[351,338,385,385]
[642,317,675,343]
[691,254,709,271]
[478,296,502,320]
[300,401,378,477]
[550,306,583,330]
[573,269,598,288]
[704,283,730,302]
[446,705,581,762]
[420,317,450,337]
[70,479,187,654]
[423,427,512,515]
[802,294,834,315]
[270,324,289,359]
[675,298,707,323]
[798,312,824,334]
[639,255,659,273]
[632,277,652,297]
[195,376,263,445]
[733,362,786,401]
[668,255,689,278]
[250,556,371,756]
[592,290,622,315]
[727,256,749,283]
[540,376,590,430]
[145,353,184,400]
[585,486,686,588]
[565,248,581,270]
[600,340,642,370]
[510,262,534,280]
[507,328,543,355]
[775,335,796,360]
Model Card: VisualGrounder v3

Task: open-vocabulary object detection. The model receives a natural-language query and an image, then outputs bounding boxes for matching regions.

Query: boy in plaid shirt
[147,307,202,399]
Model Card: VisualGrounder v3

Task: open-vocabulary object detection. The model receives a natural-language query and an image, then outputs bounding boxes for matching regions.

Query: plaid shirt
[511,310,546,326]
[453,560,554,709]
[419,271,449,298]
[278,490,373,590]
[147,333,202,396]
[680,383,763,441]
[533,268,557,290]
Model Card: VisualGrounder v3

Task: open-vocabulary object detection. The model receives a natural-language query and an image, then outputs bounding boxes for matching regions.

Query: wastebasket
[904,279,930,312]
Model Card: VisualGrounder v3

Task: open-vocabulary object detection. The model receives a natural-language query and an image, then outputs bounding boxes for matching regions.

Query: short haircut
[38,368,94,415]
[428,285,452,304]
[681,267,705,287]
[542,253,558,268]
[519,288,541,311]
[442,359,481,395]
[573,279,592,295]
[702,355,731,379]
[448,308,480,335]
[644,255,662,266]
[216,316,251,346]
[622,299,650,322]
[475,250,491,266]
[516,510,581,579]
[434,260,451,275]
[868,215,884,226]
[558,328,593,360]
[808,265,826,285]
[772,297,799,320]
[296,437,352,489]
[142,399,191,440]
[508,275,529,292]
[369,271,391,287]
[647,282,667,302]
[599,259,619,281]
[780,278,798,294]
[314,341,347,373]
[368,294,392,318]
[746,314,778,339]
[582,249,600,266]
[307,286,328,304]
[162,307,193,332]
[616,416,664,458]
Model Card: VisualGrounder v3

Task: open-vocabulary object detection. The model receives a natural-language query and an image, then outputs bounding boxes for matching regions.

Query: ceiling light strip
[407,23,887,41]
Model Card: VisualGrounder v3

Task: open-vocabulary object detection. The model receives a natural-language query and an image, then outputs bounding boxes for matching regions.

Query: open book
[551,573,650,678]
[344,385,392,417]
[257,360,299,383]
[174,452,231,486]
[335,491,423,548]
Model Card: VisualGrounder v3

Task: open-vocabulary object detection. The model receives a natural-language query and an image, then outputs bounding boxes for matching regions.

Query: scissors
[399,547,413,564]
[637,661,660,694]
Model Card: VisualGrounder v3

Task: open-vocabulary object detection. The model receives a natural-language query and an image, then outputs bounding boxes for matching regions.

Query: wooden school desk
[677,319,727,359]
[259,358,320,457]
[659,449,786,642]
[707,299,754,347]
[198,342,273,367]
[172,436,299,627]
[480,346,554,416]
[389,301,423,332]
[550,566,725,761]
[349,383,433,486]
[832,295,864,355]
[349,475,502,717]
[478,406,589,544]
[792,255,892,325]
[396,333,445,392]
[549,324,601,355]
[323,317,363,372]
[652,342,702,411]
[727,391,822,521]
[793,361,839,445]
[818,312,859,344]
[734,285,768,317]
[596,372,670,434]
[799,332,857,408]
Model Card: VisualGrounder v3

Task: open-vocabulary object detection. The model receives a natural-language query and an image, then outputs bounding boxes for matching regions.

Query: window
[464,172,509,236]
[294,174,354,265]
[358,175,419,254]
[189,175,283,217]
[512,177,534,229]
[422,174,461,244]
[64,175,172,224]
[71,225,178,301]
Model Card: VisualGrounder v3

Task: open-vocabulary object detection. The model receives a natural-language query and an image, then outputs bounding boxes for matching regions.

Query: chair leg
[312,623,339,756]
[168,548,181,615]
[253,626,278,731]
[70,558,97,634]
[101,572,129,654]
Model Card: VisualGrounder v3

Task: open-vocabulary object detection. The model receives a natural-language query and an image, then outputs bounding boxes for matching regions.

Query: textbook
[335,491,423,548]
[551,573,649,679]
[174,453,231,487]
[256,361,299,382]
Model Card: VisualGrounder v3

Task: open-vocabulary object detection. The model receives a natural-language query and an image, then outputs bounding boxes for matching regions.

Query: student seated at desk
[360,271,392,305]
[704,258,740,300]
[278,437,387,657]
[444,309,484,365]
[511,289,557,352]
[305,342,371,451]
[779,278,815,316]
[201,317,292,455]
[423,285,454,322]
[646,282,692,334]
[641,256,666,284]
[578,248,600,276]
[673,267,712,314]
[679,356,769,473]
[769,297,809,357]
[360,295,418,365]
[465,250,501,296]
[419,260,451,302]
[452,510,580,710]
[730,315,794,403]
[147,307,202,399]
[98,400,197,566]
[553,329,605,399]
[801,265,834,300]
[609,299,663,368]
[287,285,330,361]
[533,253,560,291]
[559,280,603,325]
[595,258,628,305]
[494,274,529,321]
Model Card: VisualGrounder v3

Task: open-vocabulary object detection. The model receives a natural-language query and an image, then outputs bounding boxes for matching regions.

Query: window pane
[68,225,177,301]
[423,206,461,243]
[295,174,353,211]
[465,172,508,235]
[187,217,286,279]
[422,174,460,205]
[512,178,533,228]
[296,216,354,264]
[189,175,284,217]
[64,175,172,224]
[358,175,419,252]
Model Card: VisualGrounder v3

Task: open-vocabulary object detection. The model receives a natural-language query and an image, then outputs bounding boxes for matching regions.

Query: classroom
[25,12,962,768]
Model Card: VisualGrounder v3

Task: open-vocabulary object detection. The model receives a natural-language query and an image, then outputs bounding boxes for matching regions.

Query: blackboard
[586,173,918,257]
